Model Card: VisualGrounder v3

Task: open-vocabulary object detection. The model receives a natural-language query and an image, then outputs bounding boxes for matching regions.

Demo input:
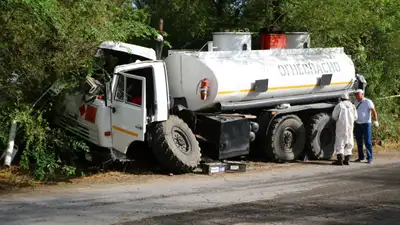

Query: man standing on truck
[332,93,358,166]
[354,89,379,164]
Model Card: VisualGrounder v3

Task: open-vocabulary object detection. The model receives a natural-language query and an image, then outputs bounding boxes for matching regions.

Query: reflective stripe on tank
[217,81,352,95]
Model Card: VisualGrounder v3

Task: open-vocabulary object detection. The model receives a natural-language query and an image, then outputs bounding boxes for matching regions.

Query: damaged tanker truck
[54,32,367,173]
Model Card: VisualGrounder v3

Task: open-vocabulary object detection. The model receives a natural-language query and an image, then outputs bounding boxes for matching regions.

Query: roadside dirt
[1,147,399,195]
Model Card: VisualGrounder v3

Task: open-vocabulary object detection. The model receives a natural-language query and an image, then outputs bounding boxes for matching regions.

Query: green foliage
[375,98,400,142]
[139,0,217,48]
[10,106,90,180]
[0,0,157,104]
[280,0,400,140]
[0,0,156,180]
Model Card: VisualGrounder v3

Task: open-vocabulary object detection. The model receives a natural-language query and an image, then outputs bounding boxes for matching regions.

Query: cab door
[111,71,146,154]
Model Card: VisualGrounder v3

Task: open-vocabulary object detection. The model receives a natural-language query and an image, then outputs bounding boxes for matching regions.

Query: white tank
[165,47,356,111]
[285,32,311,49]
[212,32,252,51]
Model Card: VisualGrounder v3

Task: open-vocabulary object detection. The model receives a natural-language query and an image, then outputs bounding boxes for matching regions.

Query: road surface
[0,155,399,225]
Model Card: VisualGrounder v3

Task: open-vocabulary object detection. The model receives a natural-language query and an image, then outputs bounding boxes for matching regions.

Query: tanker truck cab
[107,61,202,173]
[55,41,202,173]
[109,61,169,150]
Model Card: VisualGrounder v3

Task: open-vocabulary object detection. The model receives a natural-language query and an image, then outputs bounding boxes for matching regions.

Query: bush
[0,0,157,180]
[4,107,88,181]
[374,98,400,143]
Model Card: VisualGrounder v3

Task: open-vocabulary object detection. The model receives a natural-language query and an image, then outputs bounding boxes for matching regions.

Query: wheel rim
[320,127,333,147]
[281,128,296,151]
[172,127,191,154]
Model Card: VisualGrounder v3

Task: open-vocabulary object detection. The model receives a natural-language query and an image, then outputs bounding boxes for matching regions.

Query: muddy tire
[265,115,306,162]
[150,116,201,174]
[308,113,335,160]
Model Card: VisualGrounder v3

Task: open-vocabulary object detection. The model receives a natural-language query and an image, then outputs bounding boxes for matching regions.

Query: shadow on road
[118,200,400,225]
[116,164,400,225]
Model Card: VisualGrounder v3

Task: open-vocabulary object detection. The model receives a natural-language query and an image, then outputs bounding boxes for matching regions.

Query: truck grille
[58,114,99,144]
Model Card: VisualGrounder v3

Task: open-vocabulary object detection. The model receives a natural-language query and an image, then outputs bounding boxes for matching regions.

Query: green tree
[0,0,157,180]
[281,0,400,140]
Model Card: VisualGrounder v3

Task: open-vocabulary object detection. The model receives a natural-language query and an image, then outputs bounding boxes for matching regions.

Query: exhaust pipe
[155,18,164,60]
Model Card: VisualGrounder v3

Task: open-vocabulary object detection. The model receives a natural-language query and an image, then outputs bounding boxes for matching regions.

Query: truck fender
[170,104,197,132]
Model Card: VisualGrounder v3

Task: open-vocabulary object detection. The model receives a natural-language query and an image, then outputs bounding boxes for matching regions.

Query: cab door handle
[108,106,116,113]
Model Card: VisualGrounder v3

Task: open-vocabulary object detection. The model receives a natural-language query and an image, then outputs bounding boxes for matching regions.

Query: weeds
[0,106,89,181]
[374,98,400,143]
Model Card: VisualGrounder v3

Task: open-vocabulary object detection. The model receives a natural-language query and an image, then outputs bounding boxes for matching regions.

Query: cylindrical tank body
[165,47,355,111]
[212,32,252,51]
[285,32,311,49]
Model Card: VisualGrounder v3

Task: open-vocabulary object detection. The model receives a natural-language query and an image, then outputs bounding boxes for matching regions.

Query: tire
[264,115,306,162]
[150,115,201,174]
[308,113,336,160]
[252,112,272,158]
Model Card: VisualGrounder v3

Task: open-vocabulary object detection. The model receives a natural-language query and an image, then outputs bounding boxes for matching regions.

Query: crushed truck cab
[55,33,367,173]
[55,42,171,159]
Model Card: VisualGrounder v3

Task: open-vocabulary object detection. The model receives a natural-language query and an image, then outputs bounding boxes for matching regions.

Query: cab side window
[115,76,125,102]
[126,77,143,106]
[114,75,143,107]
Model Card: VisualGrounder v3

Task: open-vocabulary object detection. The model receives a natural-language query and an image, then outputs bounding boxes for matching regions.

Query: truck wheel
[150,115,201,174]
[265,115,305,162]
[308,113,335,160]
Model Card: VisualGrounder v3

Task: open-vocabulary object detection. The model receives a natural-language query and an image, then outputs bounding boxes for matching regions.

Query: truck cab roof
[97,41,156,61]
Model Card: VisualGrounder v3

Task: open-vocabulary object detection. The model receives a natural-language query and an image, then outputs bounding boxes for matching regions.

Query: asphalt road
[1,157,400,225]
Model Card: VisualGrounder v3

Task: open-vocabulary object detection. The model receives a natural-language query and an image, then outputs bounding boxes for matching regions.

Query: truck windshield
[85,48,151,100]
[92,48,151,82]
[94,49,137,75]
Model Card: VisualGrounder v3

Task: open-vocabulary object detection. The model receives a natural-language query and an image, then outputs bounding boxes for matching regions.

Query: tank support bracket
[320,74,332,86]
[254,79,269,92]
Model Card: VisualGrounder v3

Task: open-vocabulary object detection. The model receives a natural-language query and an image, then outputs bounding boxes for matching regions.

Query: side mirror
[108,73,119,107]
[104,71,111,82]
[356,74,367,91]
[108,81,113,103]
[102,80,109,107]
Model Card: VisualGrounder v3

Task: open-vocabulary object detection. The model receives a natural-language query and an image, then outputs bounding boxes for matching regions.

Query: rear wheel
[150,116,201,174]
[308,113,335,160]
[264,115,306,162]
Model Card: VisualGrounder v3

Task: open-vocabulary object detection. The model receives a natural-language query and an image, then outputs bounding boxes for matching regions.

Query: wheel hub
[282,129,296,150]
[172,128,190,154]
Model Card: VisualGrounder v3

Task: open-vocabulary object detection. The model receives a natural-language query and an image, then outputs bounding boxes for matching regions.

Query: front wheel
[150,116,201,174]
[265,115,306,162]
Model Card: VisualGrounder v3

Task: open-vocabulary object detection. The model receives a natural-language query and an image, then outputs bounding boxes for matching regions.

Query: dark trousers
[354,123,373,160]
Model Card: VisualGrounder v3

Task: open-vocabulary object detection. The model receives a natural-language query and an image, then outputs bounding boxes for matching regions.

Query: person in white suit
[331,92,358,165]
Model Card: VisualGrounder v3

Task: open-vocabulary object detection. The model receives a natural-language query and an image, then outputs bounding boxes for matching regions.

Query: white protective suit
[332,100,358,156]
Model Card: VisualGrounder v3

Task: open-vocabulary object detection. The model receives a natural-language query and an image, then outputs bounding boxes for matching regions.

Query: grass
[374,141,400,151]
[0,166,40,194]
